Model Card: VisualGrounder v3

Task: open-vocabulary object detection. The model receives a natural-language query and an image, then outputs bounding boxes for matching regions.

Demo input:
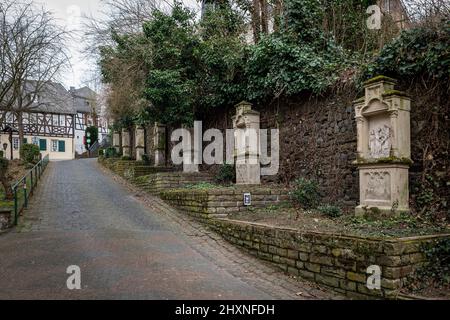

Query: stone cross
[353,76,412,216]
[232,101,260,185]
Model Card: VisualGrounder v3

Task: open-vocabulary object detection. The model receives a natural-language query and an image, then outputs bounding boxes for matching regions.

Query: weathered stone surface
[121,128,131,157]
[232,101,260,185]
[381,278,402,290]
[299,270,315,281]
[377,255,402,267]
[321,266,346,279]
[356,284,383,298]
[383,266,413,279]
[339,279,357,291]
[346,272,366,283]
[310,254,334,266]
[315,274,340,288]
[305,262,321,273]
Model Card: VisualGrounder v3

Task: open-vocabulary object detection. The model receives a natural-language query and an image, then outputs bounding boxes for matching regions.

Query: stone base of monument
[355,163,410,217]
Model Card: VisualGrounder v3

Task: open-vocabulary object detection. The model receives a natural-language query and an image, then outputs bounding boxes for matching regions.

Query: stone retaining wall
[205,218,449,299]
[99,157,214,194]
[112,160,145,176]
[134,172,214,195]
[123,165,173,180]
[160,187,289,216]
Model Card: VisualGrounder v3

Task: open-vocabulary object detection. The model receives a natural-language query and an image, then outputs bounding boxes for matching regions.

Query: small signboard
[243,193,251,206]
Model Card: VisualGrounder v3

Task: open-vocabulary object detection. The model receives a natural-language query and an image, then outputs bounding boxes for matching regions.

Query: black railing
[11,154,49,225]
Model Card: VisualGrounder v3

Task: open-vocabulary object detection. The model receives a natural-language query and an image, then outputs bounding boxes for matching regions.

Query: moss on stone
[354,156,413,166]
[382,90,410,98]
[364,75,397,86]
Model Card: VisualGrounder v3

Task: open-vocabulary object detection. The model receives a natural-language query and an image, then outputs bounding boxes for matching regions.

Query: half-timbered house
[70,86,109,156]
[0,82,76,161]
[1,82,108,160]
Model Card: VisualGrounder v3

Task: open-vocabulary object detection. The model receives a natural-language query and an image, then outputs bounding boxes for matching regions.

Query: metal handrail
[10,154,49,225]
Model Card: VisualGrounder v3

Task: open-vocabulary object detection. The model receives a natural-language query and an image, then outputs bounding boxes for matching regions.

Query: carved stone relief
[369,124,391,158]
[365,171,391,201]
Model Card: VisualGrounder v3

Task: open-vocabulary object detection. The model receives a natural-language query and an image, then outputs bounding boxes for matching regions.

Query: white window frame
[32,136,39,145]
[13,137,19,150]
[51,139,58,152]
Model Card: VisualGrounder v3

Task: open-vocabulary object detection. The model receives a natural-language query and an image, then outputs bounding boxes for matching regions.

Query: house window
[51,140,65,152]
[51,140,58,152]
[32,137,39,145]
[58,140,65,152]
[13,138,19,150]
[39,139,47,151]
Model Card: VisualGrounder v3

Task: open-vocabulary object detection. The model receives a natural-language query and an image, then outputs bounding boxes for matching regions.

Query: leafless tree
[82,0,180,125]
[0,0,70,156]
[403,0,450,27]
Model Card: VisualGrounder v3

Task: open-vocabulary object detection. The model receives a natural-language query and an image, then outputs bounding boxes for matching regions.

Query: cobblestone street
[0,159,339,299]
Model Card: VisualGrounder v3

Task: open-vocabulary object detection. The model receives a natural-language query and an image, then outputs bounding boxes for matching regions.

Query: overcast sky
[38,0,199,91]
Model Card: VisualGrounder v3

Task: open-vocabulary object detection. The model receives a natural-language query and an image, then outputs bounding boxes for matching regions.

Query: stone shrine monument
[153,122,166,166]
[121,128,131,158]
[182,126,199,173]
[113,130,121,154]
[353,76,412,215]
[135,126,145,161]
[232,101,260,185]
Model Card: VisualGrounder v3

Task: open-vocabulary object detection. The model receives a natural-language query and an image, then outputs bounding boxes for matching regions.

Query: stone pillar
[121,128,131,158]
[153,122,166,166]
[353,76,412,216]
[113,130,121,154]
[232,101,260,185]
[135,126,145,161]
[182,126,199,173]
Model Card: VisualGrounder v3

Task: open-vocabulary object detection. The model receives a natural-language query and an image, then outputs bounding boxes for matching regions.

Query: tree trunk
[17,112,24,159]
[260,0,269,34]
[273,0,282,32]
[251,0,261,43]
